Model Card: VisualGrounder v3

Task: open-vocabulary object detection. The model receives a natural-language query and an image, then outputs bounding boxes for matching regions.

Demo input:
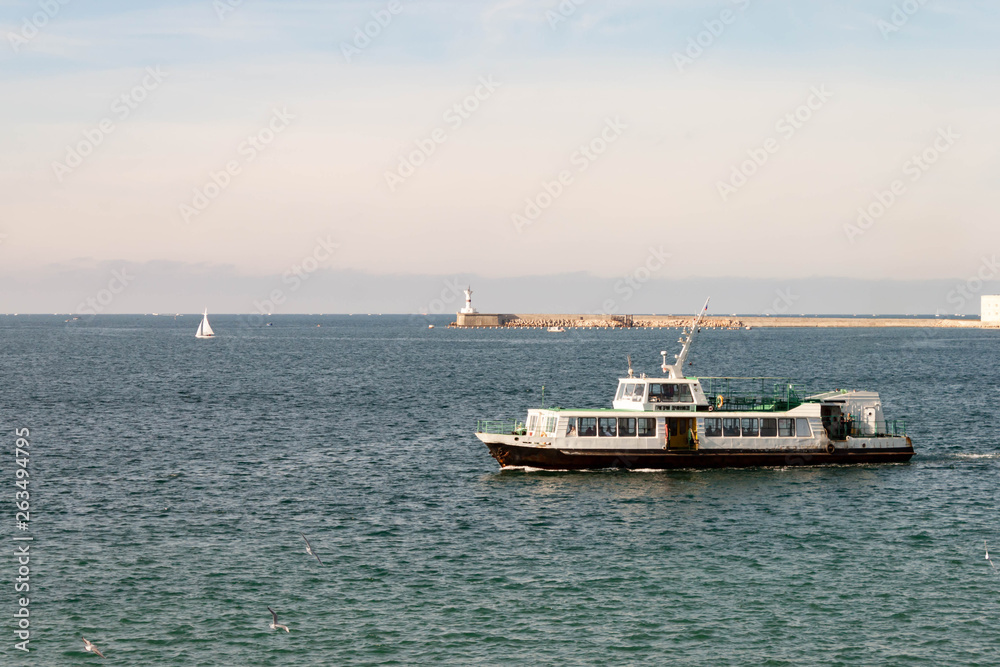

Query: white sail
[196,309,215,338]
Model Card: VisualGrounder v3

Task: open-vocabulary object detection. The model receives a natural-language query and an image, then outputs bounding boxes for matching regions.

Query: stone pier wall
[449,313,995,329]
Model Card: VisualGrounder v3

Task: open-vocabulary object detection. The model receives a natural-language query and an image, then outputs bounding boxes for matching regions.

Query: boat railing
[699,377,802,412]
[477,419,525,435]
[847,419,907,438]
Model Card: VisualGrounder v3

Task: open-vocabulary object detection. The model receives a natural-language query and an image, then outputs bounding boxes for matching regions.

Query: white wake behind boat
[195,309,215,338]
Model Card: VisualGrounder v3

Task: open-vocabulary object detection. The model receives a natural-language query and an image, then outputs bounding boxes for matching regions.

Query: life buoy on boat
[715,395,724,409]
[826,443,835,455]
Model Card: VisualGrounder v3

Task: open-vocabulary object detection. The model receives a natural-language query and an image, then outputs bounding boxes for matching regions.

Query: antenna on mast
[661,297,711,378]
[627,354,634,378]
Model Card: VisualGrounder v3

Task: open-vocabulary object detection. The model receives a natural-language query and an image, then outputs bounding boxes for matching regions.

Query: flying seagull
[301,533,323,565]
[987,542,996,571]
[268,606,290,633]
[82,637,106,658]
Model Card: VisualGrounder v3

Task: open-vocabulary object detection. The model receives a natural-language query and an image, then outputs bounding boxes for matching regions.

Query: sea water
[0,315,997,665]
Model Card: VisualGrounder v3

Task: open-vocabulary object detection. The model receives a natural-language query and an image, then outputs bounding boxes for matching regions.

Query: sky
[1,0,999,313]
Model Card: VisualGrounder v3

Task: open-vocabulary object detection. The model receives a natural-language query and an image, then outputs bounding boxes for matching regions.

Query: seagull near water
[268,606,290,633]
[82,637,106,658]
[987,542,996,572]
[301,533,323,565]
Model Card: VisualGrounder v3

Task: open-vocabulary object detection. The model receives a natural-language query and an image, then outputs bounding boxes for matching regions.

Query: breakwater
[451,313,994,329]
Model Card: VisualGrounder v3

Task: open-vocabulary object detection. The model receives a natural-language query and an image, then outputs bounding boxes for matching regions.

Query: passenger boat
[475,299,913,470]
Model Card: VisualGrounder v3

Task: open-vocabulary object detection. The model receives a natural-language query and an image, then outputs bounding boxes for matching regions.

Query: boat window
[795,418,811,437]
[598,418,617,437]
[618,418,636,437]
[649,383,693,403]
[637,418,656,437]
[741,418,759,437]
[723,418,740,437]
[579,417,597,437]
[630,384,645,401]
[778,418,795,437]
[616,384,627,400]
[760,418,777,437]
[527,415,538,433]
[543,416,557,433]
[704,418,722,437]
[565,417,577,436]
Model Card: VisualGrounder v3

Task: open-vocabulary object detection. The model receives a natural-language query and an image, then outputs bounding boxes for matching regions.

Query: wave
[949,452,1000,460]
[916,451,1000,463]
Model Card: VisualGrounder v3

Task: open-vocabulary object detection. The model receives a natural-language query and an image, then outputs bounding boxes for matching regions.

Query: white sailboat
[195,309,215,338]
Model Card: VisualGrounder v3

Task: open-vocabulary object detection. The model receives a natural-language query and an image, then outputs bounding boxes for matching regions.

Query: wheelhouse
[612,378,708,411]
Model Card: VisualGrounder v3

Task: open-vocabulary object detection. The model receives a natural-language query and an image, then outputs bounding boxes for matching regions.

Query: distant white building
[982,295,1000,322]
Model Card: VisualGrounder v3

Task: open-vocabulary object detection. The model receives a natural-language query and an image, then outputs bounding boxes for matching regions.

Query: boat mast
[660,297,710,379]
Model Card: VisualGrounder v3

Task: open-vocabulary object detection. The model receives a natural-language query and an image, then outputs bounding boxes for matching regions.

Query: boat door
[821,404,846,440]
[863,406,877,434]
[666,417,696,450]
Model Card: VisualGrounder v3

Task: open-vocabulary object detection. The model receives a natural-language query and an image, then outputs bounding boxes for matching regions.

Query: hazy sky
[2,0,999,311]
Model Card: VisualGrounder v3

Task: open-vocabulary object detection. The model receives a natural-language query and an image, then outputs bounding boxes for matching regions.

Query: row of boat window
[566,417,657,437]
[616,383,694,403]
[703,417,811,438]
[528,415,813,438]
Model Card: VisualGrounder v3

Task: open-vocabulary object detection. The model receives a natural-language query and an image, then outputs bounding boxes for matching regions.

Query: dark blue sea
[1,315,998,665]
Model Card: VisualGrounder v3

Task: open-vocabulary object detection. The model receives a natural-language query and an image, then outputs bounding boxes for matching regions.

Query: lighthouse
[460,286,478,314]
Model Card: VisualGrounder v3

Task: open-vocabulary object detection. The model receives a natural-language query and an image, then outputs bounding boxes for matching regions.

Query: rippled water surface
[1,315,998,665]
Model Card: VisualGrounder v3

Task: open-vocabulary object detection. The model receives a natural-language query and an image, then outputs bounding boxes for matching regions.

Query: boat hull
[482,440,914,470]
